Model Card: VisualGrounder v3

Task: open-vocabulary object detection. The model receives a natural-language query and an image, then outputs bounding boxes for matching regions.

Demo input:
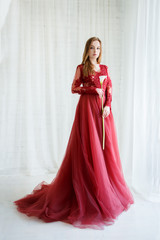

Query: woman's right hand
[96,88,104,98]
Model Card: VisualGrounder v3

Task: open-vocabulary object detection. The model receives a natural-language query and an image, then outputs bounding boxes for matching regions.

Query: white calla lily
[99,75,107,84]
[99,75,107,150]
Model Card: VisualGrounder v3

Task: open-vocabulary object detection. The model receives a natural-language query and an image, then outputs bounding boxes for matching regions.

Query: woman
[14,37,134,230]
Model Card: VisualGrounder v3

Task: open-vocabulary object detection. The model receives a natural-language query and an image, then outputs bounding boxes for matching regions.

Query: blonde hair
[81,37,102,77]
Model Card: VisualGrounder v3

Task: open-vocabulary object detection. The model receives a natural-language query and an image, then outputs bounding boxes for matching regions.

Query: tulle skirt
[14,94,134,230]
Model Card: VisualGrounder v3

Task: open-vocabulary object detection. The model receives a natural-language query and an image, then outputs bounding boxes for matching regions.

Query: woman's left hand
[102,106,110,118]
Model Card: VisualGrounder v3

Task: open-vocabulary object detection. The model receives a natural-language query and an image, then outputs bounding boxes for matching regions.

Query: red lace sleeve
[71,65,98,95]
[104,66,112,108]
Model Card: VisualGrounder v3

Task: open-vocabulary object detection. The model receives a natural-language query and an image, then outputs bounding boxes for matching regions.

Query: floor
[0,174,160,240]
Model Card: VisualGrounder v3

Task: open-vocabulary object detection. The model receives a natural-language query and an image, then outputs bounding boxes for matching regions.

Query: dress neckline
[81,64,102,76]
[94,64,101,73]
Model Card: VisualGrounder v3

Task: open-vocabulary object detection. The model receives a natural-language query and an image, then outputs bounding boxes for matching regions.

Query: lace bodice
[71,64,112,107]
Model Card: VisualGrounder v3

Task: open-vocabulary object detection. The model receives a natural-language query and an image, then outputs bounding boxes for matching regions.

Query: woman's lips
[93,54,97,56]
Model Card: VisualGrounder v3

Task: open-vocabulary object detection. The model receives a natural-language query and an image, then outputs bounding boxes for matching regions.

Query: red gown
[14,64,134,230]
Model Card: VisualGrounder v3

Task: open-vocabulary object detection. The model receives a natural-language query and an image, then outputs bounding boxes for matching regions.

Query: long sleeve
[71,65,98,95]
[104,66,112,108]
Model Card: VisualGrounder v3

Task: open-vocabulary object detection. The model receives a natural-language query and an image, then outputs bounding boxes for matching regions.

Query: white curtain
[0,0,115,175]
[0,0,160,202]
[120,0,160,202]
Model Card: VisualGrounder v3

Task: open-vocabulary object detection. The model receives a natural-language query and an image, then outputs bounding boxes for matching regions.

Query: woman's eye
[90,47,100,49]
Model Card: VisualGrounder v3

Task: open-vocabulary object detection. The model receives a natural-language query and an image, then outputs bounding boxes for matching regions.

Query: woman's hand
[102,106,110,118]
[96,88,104,98]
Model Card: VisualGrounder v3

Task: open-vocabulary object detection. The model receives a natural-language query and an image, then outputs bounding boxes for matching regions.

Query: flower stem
[101,83,105,150]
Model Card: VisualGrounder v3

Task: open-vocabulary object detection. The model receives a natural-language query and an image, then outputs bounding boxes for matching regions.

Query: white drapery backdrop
[0,0,159,202]
[120,0,160,202]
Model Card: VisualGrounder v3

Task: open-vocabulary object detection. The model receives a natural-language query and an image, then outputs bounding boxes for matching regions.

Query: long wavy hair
[81,37,102,77]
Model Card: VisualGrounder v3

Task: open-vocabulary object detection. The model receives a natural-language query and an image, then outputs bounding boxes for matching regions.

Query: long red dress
[14,64,134,230]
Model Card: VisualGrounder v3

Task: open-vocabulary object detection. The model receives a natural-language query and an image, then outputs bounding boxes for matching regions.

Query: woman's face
[88,40,101,61]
